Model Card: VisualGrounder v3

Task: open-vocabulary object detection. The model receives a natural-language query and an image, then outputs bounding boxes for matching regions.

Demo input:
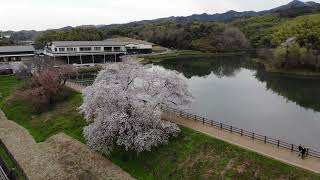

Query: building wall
[49,45,126,53]
[125,44,152,50]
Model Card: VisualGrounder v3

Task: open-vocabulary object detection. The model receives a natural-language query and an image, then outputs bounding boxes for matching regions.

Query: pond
[154,54,320,151]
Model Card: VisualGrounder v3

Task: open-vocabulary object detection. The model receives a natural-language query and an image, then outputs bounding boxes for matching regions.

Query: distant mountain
[3,0,320,41]
[124,0,320,24]
[269,0,319,12]
[154,10,257,22]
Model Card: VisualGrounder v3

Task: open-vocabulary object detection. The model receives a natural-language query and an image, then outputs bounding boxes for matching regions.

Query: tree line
[34,22,250,52]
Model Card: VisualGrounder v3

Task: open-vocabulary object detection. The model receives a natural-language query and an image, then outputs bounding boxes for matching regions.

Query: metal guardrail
[67,79,94,87]
[0,139,29,180]
[0,165,9,180]
[161,105,320,159]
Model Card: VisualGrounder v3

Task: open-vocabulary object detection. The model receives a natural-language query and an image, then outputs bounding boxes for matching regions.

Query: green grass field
[142,50,247,64]
[0,75,319,179]
[0,75,86,142]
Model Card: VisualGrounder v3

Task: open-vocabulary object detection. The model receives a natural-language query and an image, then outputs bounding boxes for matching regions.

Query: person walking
[301,148,306,159]
[298,145,303,157]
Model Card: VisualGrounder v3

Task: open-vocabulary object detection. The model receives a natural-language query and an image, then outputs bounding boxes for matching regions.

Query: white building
[124,42,153,54]
[44,41,127,65]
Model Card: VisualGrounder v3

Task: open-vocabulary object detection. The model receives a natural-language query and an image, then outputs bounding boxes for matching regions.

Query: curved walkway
[162,112,320,174]
[0,110,134,180]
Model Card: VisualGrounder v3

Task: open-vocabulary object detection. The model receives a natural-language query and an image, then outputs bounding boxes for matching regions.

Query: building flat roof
[105,37,154,45]
[0,46,35,53]
[51,41,126,47]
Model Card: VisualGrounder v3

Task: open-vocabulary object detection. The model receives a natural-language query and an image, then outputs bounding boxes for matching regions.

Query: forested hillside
[271,14,320,49]
[239,12,320,48]
[34,22,250,52]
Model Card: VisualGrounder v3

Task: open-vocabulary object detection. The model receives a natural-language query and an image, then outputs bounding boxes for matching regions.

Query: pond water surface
[155,54,320,151]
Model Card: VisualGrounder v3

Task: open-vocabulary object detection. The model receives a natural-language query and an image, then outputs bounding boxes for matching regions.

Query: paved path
[0,110,134,180]
[66,81,86,93]
[67,81,320,174]
[162,112,320,174]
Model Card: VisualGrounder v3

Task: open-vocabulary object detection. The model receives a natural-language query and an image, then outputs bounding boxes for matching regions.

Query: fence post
[241,129,243,136]
[211,120,213,126]
[252,132,254,140]
[291,144,294,152]
[277,140,280,148]
[203,117,205,124]
[194,115,196,121]
[306,148,309,157]
[264,136,267,144]
[220,123,223,130]
[230,126,233,133]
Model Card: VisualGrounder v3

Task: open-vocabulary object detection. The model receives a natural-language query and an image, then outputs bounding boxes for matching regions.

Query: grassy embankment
[141,50,247,64]
[0,75,320,179]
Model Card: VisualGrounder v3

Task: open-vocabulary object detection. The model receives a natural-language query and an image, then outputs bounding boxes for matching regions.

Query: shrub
[272,43,310,69]
[21,65,76,111]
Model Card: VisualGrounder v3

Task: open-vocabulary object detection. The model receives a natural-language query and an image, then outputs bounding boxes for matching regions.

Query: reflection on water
[255,71,320,112]
[155,54,320,150]
[157,55,248,78]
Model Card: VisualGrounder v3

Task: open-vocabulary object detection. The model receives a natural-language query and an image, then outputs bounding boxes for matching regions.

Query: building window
[94,47,101,51]
[67,48,75,51]
[114,47,121,51]
[54,48,57,52]
[59,48,65,52]
[79,47,92,51]
[104,47,112,52]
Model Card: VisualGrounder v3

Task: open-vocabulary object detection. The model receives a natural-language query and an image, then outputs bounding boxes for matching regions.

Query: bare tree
[222,27,250,50]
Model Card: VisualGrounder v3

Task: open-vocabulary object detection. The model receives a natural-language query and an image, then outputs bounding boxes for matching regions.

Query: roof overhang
[0,54,34,58]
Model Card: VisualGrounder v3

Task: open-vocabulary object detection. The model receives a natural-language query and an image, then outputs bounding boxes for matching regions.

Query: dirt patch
[175,145,221,179]
[221,159,235,176]
[237,159,251,174]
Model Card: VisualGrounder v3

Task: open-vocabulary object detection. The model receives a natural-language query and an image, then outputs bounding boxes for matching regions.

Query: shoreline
[141,50,250,64]
[254,59,320,78]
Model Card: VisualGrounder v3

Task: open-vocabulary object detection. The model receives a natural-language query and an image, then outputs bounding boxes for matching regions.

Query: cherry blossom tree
[80,62,192,153]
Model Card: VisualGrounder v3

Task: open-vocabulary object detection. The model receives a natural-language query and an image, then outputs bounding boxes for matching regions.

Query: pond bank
[141,50,249,64]
[255,59,320,77]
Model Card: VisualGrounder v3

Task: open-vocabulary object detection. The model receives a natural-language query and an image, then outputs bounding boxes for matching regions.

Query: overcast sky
[1,0,319,31]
